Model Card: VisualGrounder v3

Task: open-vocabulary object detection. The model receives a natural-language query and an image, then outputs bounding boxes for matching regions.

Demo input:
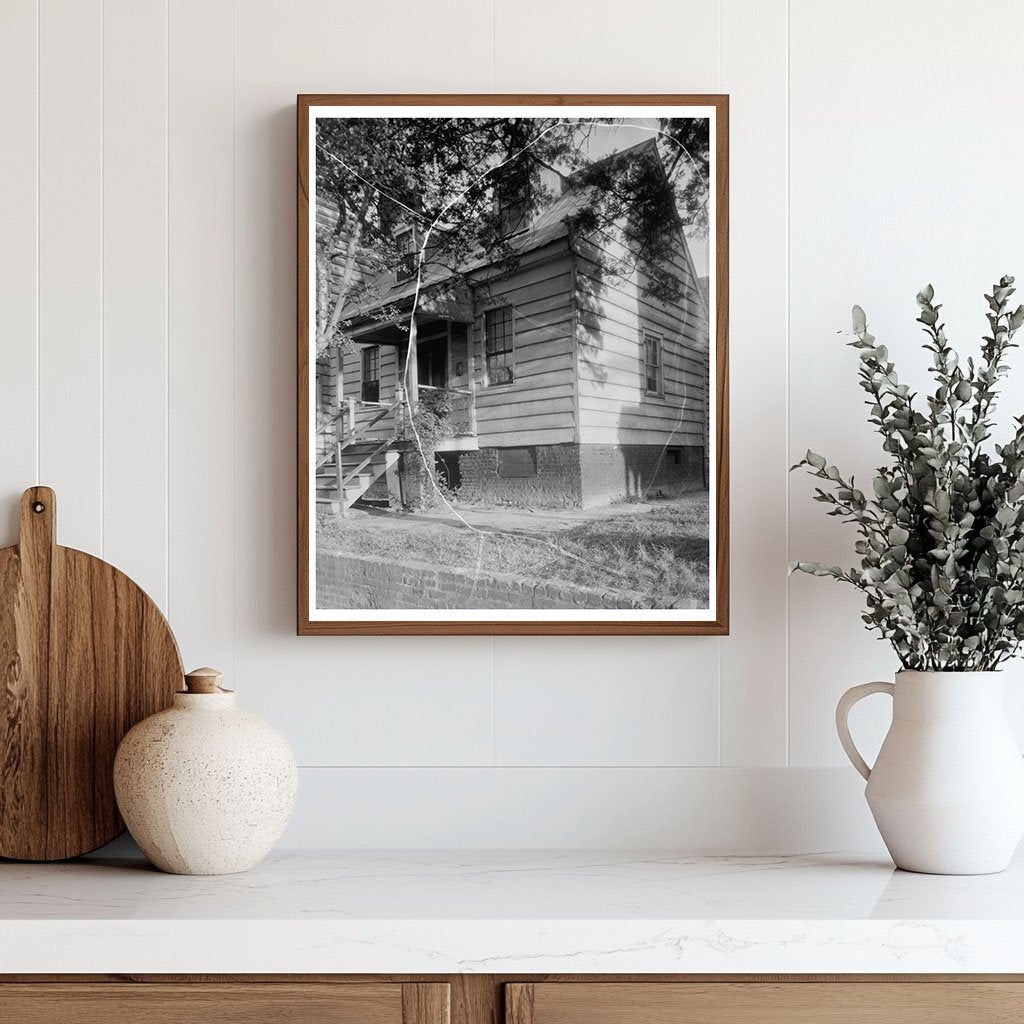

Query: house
[315,138,710,512]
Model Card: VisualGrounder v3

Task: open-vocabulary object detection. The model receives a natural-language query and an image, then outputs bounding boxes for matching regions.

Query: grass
[318,493,710,609]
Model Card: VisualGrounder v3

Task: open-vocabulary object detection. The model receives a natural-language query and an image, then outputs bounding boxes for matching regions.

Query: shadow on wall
[610,404,707,503]
[574,222,708,505]
[241,104,302,636]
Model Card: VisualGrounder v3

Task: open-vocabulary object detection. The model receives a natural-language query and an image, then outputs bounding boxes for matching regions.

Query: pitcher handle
[836,681,895,780]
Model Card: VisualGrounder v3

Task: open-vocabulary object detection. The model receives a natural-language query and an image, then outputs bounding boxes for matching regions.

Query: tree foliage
[314,117,709,354]
[792,278,1024,671]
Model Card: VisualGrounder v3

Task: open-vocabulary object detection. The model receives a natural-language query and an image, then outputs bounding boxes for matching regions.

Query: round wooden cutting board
[0,486,183,861]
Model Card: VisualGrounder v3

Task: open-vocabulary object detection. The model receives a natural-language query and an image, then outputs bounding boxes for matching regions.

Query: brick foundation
[456,443,583,508]
[316,549,646,611]
[454,442,703,508]
[578,443,704,507]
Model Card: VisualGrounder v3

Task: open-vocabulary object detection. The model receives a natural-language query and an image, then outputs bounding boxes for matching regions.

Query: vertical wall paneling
[787,0,1024,764]
[8,0,1019,844]
[167,0,235,671]
[283,766,884,851]
[490,0,724,768]
[102,0,168,607]
[231,0,497,768]
[0,0,39,540]
[492,0,720,91]
[493,637,720,767]
[38,0,104,553]
[717,0,789,765]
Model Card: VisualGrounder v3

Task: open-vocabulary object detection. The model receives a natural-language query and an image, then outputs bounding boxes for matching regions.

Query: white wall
[2,0,1021,851]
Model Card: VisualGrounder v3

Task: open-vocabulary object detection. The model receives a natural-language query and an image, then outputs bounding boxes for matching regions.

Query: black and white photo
[297,97,728,634]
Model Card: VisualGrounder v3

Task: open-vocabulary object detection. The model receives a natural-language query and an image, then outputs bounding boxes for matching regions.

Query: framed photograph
[298,94,728,635]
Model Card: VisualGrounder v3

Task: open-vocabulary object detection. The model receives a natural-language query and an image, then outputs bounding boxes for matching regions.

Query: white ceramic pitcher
[837,670,1024,874]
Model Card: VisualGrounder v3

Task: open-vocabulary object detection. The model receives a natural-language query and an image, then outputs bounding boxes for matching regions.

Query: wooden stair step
[317,437,405,514]
[338,440,394,456]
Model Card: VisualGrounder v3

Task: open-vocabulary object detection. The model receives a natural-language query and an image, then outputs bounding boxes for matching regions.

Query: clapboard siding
[576,258,708,349]
[478,426,578,448]
[576,228,706,305]
[470,239,576,447]
[476,259,572,300]
[478,381,575,406]
[580,402,706,444]
[579,394,706,421]
[507,319,575,355]
[579,299,707,350]
[475,410,577,434]
[577,421,705,446]
[318,194,387,307]
[340,343,401,436]
[579,329,707,381]
[505,353,576,384]
[577,346,704,389]
[578,372,707,406]
[318,209,708,454]
[574,221,710,448]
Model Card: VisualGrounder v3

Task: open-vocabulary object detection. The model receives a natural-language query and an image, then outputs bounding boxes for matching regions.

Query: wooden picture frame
[298,94,729,635]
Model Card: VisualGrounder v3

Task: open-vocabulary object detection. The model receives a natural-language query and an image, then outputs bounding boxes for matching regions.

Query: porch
[315,313,479,512]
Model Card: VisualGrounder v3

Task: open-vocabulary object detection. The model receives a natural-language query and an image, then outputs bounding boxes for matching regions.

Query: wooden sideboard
[2,975,1022,1023]
[505,980,1024,1023]
[0,982,446,1024]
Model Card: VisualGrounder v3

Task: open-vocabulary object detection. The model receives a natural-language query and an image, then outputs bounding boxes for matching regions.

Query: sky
[564,120,709,277]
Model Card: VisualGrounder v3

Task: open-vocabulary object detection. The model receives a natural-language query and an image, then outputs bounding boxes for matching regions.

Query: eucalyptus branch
[793,279,1024,672]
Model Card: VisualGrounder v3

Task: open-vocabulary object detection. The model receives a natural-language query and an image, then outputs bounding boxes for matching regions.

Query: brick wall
[398,449,432,508]
[578,443,704,506]
[316,549,646,611]
[456,443,583,507]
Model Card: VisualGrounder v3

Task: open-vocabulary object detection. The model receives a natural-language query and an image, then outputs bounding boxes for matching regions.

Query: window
[394,227,418,282]
[485,307,515,386]
[497,446,537,478]
[361,346,380,402]
[493,167,531,236]
[497,195,528,236]
[643,331,664,396]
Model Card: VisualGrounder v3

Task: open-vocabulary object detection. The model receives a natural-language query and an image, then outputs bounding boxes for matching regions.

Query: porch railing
[417,384,476,437]
[316,397,399,468]
[316,383,476,474]
[316,395,403,472]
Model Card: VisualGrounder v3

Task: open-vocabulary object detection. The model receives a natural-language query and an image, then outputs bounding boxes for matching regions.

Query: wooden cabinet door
[0,982,449,1024]
[506,981,1024,1023]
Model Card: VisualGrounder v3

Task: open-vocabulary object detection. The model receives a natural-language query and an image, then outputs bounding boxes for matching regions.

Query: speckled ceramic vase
[113,667,297,875]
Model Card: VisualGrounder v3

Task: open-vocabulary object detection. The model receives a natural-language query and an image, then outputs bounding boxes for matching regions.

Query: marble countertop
[3,848,1024,974]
